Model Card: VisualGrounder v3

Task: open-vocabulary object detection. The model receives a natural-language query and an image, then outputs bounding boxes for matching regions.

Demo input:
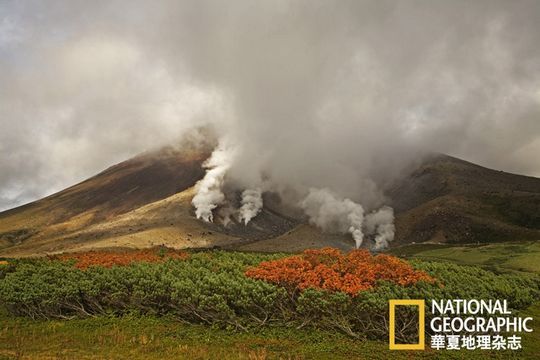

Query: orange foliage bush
[245,248,435,296]
[59,247,189,269]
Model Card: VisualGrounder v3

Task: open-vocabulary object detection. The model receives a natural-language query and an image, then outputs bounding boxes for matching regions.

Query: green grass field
[388,241,540,273]
[0,311,411,359]
[1,307,539,360]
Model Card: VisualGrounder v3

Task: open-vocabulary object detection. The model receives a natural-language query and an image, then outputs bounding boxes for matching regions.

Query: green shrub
[0,251,538,340]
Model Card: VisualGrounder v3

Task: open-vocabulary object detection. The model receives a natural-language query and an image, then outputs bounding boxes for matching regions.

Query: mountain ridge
[1,149,538,257]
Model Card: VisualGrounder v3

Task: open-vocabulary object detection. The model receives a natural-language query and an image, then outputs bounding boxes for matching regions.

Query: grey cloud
[1,0,540,211]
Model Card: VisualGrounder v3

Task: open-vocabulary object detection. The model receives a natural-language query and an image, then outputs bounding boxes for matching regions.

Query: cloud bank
[1,0,540,216]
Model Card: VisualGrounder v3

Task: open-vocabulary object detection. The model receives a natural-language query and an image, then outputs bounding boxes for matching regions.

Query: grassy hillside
[387,241,540,273]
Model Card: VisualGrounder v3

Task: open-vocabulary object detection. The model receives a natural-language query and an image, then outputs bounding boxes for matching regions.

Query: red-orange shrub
[245,248,435,295]
[59,247,189,269]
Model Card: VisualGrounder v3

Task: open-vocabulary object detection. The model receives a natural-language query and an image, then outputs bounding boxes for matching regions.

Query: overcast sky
[1,0,540,211]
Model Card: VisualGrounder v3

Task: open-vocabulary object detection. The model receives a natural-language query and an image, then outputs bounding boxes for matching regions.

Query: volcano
[0,147,539,257]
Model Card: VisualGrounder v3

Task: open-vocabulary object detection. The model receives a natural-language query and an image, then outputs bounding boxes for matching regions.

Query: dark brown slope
[388,154,540,245]
[47,147,209,222]
[0,146,209,250]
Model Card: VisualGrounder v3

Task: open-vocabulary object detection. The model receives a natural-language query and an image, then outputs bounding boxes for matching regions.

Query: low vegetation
[58,247,189,269]
[245,248,435,295]
[4,307,539,359]
[1,248,539,344]
[388,241,540,273]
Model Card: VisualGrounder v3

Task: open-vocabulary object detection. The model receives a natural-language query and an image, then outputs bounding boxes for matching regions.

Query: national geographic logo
[388,299,425,350]
[389,299,533,351]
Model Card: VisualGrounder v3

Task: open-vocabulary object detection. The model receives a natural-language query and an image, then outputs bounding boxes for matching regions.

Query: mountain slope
[0,150,539,257]
[389,154,540,244]
[0,146,207,255]
[0,146,301,256]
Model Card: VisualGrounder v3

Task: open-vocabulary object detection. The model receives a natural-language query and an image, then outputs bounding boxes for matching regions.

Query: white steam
[217,205,236,227]
[191,146,232,222]
[300,188,365,248]
[239,188,263,225]
[364,207,395,250]
[193,163,395,249]
[299,188,395,249]
[192,147,264,226]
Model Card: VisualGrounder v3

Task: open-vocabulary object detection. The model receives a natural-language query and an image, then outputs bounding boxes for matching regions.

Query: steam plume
[364,207,395,250]
[217,205,236,227]
[300,188,365,248]
[192,146,233,222]
[298,188,396,249]
[239,188,263,225]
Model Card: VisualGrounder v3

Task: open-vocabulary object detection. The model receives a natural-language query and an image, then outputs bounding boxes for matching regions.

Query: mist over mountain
[0,146,538,257]
[1,0,540,214]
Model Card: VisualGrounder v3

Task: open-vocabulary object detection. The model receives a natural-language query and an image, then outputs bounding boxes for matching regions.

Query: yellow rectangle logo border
[389,299,425,350]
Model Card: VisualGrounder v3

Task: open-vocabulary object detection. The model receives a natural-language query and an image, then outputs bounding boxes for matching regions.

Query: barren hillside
[0,149,538,257]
